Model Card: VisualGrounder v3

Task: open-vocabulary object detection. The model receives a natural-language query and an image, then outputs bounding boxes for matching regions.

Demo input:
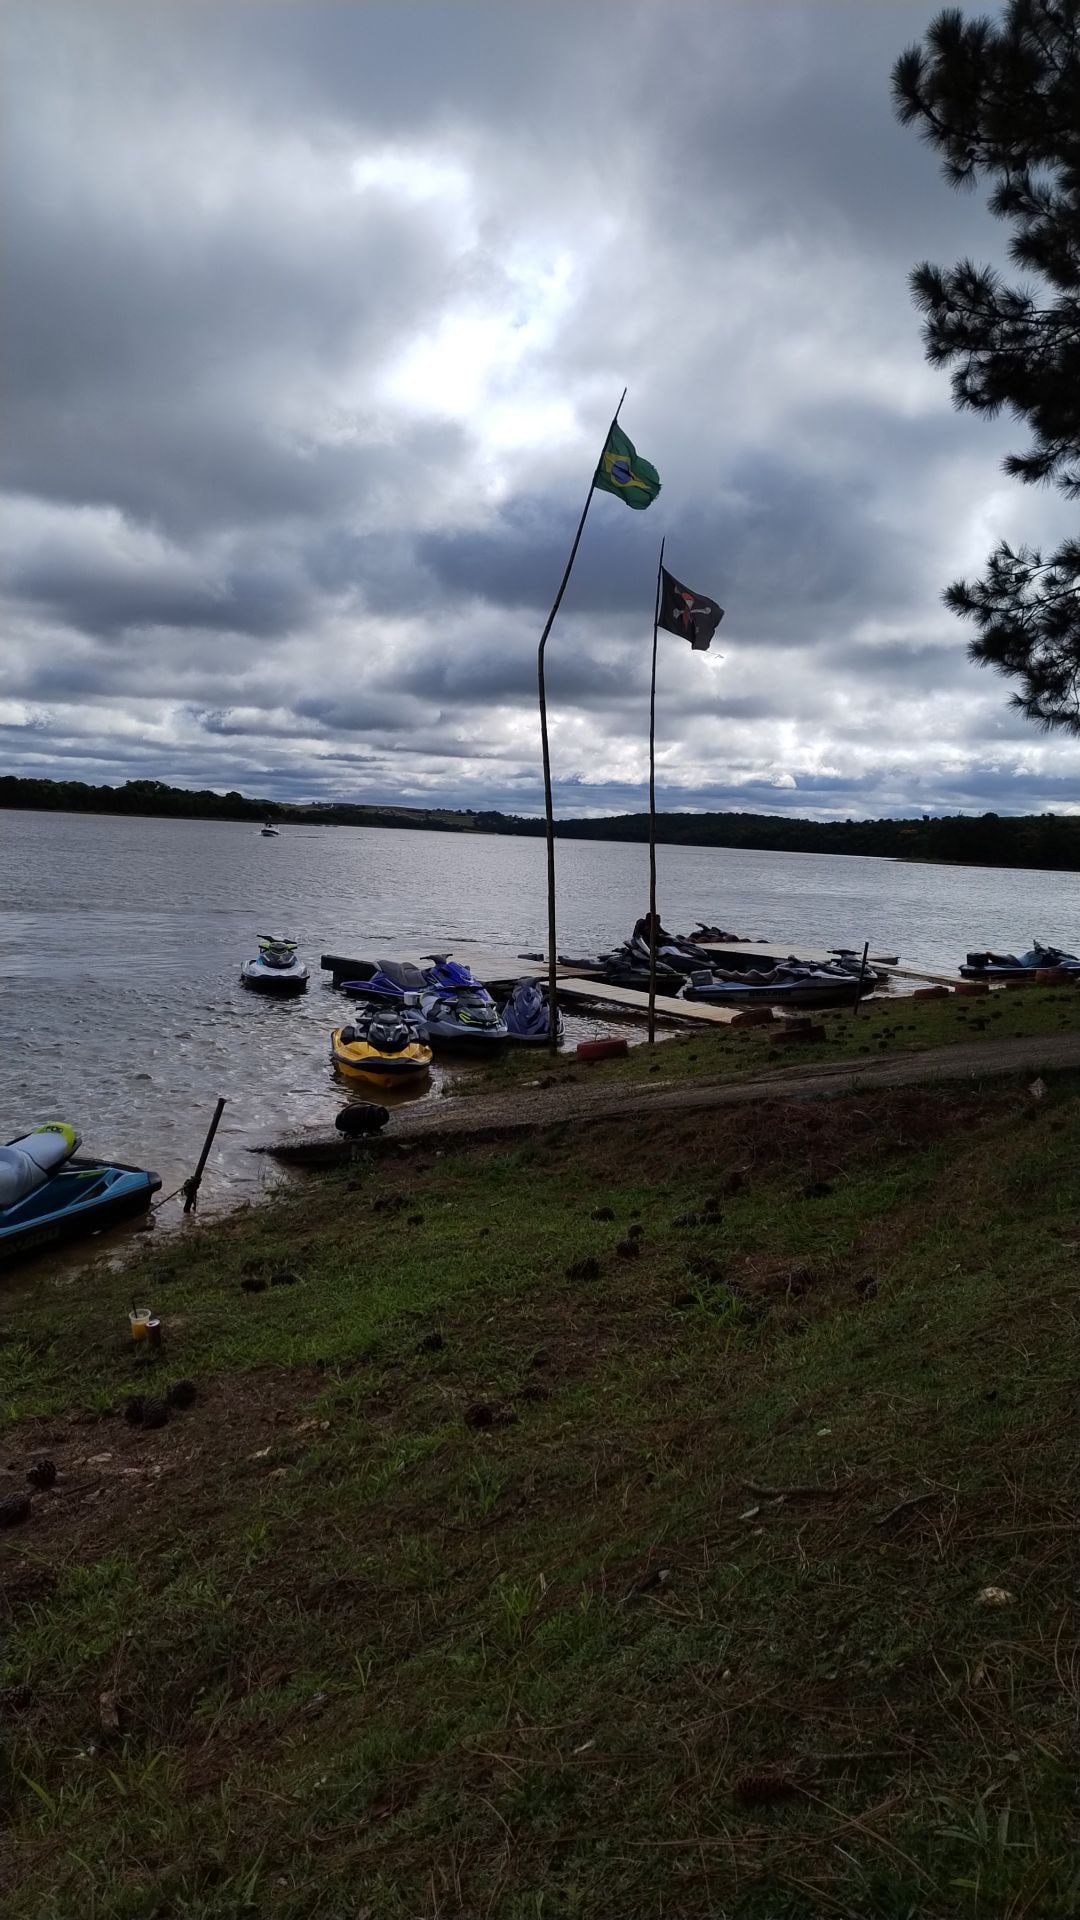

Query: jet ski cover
[0,1123,82,1209]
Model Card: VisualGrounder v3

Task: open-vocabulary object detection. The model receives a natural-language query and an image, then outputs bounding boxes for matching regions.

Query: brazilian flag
[594,423,661,510]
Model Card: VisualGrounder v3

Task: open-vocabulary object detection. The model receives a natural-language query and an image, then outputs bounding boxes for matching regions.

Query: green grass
[3,1071,1079,1917]
[459,977,1080,1102]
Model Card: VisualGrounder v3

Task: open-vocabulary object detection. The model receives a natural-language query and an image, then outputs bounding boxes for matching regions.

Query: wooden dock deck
[555,977,740,1024]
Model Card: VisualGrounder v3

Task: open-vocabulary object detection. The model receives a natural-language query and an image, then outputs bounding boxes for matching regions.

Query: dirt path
[265,1031,1080,1163]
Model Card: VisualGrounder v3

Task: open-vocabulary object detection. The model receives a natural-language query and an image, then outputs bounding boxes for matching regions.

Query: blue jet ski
[419,955,508,1051]
[422,954,490,995]
[502,977,565,1046]
[0,1124,161,1267]
[339,959,430,1003]
[339,953,507,1048]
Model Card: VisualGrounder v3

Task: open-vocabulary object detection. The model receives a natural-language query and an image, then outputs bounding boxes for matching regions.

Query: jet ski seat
[376,960,429,991]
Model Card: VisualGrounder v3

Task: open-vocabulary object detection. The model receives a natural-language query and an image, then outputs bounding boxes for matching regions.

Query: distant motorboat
[261,822,279,837]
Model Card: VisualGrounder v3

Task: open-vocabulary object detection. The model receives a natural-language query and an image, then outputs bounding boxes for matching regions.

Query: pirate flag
[658,567,724,651]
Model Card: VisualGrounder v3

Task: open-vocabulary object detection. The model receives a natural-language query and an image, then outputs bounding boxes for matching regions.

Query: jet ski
[1,1125,160,1267]
[422,954,493,995]
[502,977,565,1046]
[331,1008,433,1088]
[414,955,509,1050]
[420,986,508,1051]
[261,822,279,836]
[598,942,685,991]
[339,959,430,1003]
[626,918,714,977]
[960,940,1080,980]
[689,923,750,944]
[682,957,878,1008]
[241,935,309,995]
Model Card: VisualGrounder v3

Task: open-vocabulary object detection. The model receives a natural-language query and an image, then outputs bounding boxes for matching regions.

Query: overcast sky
[3,0,1076,820]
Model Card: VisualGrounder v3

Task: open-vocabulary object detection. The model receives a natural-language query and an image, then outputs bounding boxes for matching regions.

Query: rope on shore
[150,1182,187,1213]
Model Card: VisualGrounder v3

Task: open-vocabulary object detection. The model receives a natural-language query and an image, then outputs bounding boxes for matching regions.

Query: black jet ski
[682,957,878,1008]
[598,940,685,990]
[959,940,1080,980]
[689,923,750,943]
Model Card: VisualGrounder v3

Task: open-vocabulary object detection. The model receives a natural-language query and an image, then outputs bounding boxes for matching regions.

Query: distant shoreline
[4,775,1080,874]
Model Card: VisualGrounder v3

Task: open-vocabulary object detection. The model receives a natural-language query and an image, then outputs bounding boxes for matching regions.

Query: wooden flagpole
[537,387,626,1052]
[647,537,665,1043]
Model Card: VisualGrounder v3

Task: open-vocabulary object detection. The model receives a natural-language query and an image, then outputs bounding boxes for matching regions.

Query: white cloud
[1,0,1072,821]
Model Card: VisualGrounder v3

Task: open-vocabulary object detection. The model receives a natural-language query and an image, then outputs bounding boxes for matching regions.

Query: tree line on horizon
[4,773,1080,872]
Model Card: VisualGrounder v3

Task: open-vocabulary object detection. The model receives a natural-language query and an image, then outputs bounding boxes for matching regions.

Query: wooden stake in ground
[851,940,870,1017]
[183,1096,227,1213]
[647,537,666,1044]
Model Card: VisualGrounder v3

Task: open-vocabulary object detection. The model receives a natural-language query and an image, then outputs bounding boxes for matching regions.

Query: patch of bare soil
[1,1368,329,1605]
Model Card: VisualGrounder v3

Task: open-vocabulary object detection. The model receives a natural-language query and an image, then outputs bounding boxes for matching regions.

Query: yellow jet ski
[330,1009,432,1089]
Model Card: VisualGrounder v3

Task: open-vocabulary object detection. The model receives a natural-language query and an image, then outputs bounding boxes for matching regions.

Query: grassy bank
[462,975,1080,1100]
[2,1058,1078,1916]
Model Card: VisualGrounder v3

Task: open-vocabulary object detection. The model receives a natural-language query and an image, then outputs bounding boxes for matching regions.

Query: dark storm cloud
[2,0,1072,820]
[7,539,309,641]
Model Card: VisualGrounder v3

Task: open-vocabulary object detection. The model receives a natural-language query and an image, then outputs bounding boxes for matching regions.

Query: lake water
[3,808,1080,1214]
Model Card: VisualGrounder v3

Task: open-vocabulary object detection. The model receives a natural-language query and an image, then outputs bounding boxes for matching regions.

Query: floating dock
[320,943,959,1016]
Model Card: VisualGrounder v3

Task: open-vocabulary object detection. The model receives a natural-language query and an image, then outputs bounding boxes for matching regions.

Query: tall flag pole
[647,537,666,1043]
[647,561,726,1043]
[536,391,660,1051]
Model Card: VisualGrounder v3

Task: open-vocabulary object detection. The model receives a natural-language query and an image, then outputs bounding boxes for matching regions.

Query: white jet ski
[241,934,309,995]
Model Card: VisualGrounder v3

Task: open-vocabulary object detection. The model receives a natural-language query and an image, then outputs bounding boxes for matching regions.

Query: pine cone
[0,1492,31,1528]
[167,1380,198,1409]
[26,1458,57,1490]
[139,1399,169,1430]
